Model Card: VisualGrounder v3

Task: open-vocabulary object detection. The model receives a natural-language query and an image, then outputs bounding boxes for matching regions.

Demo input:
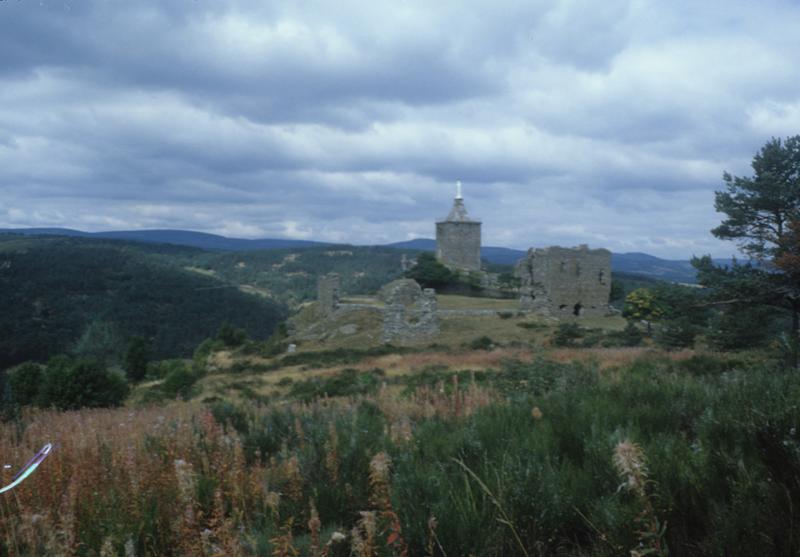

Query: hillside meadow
[1,347,798,556]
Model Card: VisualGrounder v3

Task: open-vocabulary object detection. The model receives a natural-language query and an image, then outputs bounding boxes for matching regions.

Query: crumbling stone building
[317,273,341,317]
[436,182,482,272]
[380,279,439,343]
[515,245,612,317]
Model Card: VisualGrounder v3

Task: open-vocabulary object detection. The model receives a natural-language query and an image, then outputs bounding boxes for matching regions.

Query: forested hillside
[0,235,287,370]
[186,245,411,305]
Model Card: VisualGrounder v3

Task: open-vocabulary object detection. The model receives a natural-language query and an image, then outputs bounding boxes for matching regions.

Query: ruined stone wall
[515,245,612,317]
[381,286,439,343]
[317,273,341,317]
[436,221,482,271]
[378,279,423,306]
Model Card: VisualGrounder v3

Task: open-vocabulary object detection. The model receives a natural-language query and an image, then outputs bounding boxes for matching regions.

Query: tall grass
[0,354,798,555]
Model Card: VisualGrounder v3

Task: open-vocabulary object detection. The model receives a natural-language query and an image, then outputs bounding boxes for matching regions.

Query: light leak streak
[0,443,53,494]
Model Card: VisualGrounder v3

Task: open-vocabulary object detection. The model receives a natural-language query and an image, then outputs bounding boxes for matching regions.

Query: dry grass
[195,343,692,402]
[546,347,697,370]
[436,294,520,310]
[0,403,259,555]
[436,314,548,346]
[350,348,535,376]
[183,266,217,277]
[0,372,506,554]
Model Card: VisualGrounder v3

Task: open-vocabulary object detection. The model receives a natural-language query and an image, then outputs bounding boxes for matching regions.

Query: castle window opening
[573,303,582,316]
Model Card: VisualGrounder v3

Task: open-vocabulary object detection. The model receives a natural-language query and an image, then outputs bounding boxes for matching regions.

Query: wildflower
[613,440,648,495]
[531,406,543,420]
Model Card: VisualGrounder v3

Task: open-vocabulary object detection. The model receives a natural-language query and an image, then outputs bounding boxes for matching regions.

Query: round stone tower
[436,182,482,271]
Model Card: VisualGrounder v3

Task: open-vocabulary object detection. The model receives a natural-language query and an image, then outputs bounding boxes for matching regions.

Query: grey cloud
[1,0,799,258]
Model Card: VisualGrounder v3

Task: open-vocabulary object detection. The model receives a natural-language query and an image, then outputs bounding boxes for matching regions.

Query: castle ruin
[436,181,482,272]
[379,279,439,343]
[317,273,341,317]
[515,245,612,317]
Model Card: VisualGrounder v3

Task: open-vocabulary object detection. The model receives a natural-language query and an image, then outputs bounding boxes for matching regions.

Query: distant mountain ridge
[1,227,328,251]
[1,227,731,283]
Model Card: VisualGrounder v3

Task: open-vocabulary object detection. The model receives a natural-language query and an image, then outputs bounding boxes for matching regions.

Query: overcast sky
[1,1,799,259]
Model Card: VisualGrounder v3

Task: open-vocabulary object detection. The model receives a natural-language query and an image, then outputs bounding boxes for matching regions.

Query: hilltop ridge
[1,227,730,283]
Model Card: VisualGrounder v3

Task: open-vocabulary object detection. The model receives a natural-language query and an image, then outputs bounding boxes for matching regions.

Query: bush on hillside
[552,323,583,346]
[192,338,225,372]
[8,362,44,406]
[124,336,150,382]
[468,336,495,351]
[707,304,778,351]
[288,368,383,402]
[404,252,457,289]
[216,322,248,348]
[602,321,644,347]
[161,364,198,400]
[38,357,129,410]
[655,317,696,350]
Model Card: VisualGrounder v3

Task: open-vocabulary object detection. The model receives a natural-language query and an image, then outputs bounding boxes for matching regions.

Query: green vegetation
[288,367,384,401]
[0,235,287,370]
[551,322,643,348]
[277,345,413,370]
[404,252,458,288]
[195,353,799,555]
[405,252,504,296]
[186,244,411,305]
[693,135,800,365]
[622,288,663,332]
[4,356,128,411]
[124,336,150,382]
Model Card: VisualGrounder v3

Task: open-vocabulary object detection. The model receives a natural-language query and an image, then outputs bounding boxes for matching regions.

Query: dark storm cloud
[2,0,800,257]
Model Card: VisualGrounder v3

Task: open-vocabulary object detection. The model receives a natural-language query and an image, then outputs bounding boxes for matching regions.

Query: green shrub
[39,358,129,410]
[288,368,383,401]
[468,336,495,351]
[146,359,189,380]
[192,338,224,372]
[404,252,457,289]
[707,305,777,350]
[278,345,411,370]
[579,329,604,347]
[124,336,149,382]
[552,323,583,346]
[676,353,744,375]
[602,322,644,347]
[216,322,248,347]
[516,321,547,330]
[161,365,198,400]
[655,318,696,350]
[8,362,43,406]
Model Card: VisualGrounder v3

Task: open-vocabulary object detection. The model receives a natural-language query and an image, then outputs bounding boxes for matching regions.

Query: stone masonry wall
[381,287,439,343]
[317,273,341,317]
[515,245,612,318]
[436,221,482,271]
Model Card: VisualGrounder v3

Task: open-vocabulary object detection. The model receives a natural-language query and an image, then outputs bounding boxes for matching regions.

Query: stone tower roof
[439,197,480,224]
